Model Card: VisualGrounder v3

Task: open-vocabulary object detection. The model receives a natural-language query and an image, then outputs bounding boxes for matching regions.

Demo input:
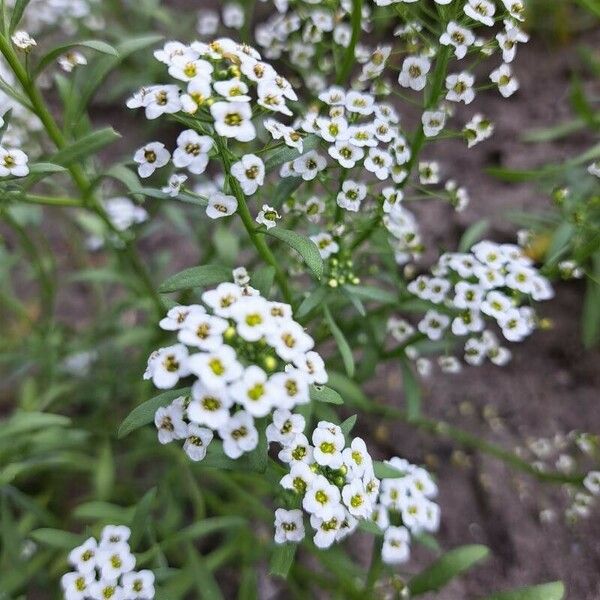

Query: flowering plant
[0,0,597,598]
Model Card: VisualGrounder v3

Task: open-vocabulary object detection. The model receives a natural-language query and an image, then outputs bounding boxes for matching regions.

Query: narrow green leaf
[27,162,67,175]
[343,284,397,305]
[400,356,421,421]
[458,219,490,252]
[159,264,231,293]
[129,488,157,550]
[35,40,118,76]
[271,177,302,209]
[270,543,297,578]
[340,414,357,439]
[309,385,343,405]
[263,228,324,280]
[545,222,574,265]
[50,128,121,166]
[323,306,355,378]
[582,256,600,348]
[29,528,85,550]
[118,388,191,439]
[295,287,327,320]
[8,0,31,33]
[251,265,275,296]
[187,545,224,600]
[326,372,370,409]
[358,519,384,536]
[94,440,114,501]
[73,501,133,522]
[373,461,406,479]
[409,545,490,595]
[264,134,320,172]
[483,581,565,600]
[163,517,246,550]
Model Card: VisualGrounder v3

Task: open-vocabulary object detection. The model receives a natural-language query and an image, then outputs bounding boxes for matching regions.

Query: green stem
[336,0,363,85]
[0,34,164,317]
[214,136,292,304]
[364,538,383,594]
[10,193,82,207]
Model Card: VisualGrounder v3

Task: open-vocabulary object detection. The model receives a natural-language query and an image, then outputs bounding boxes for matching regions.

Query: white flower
[328,141,364,170]
[181,78,213,113]
[121,570,155,599]
[490,63,519,97]
[418,161,440,185]
[345,91,375,115]
[0,147,29,177]
[481,290,512,320]
[169,55,213,82]
[440,22,475,59]
[342,479,372,518]
[445,72,475,104]
[177,311,228,350]
[230,365,275,417]
[89,581,124,600]
[12,30,36,50]
[422,110,446,137]
[231,154,265,195]
[154,399,188,444]
[173,130,213,174]
[68,537,98,574]
[398,56,431,91]
[583,471,600,496]
[210,101,256,141]
[365,148,393,180]
[292,150,327,181]
[464,0,496,26]
[144,344,190,389]
[418,310,450,341]
[188,380,233,429]
[497,23,529,63]
[267,409,305,445]
[312,421,345,469]
[268,321,314,362]
[61,572,95,600]
[303,474,342,519]
[269,369,310,408]
[144,85,182,119]
[97,543,136,581]
[464,114,494,147]
[213,78,251,104]
[336,180,367,212]
[587,162,600,178]
[310,504,347,549]
[452,309,484,336]
[292,351,327,385]
[134,142,170,178]
[58,51,87,72]
[256,204,281,229]
[453,281,485,310]
[183,424,213,461]
[202,282,243,317]
[278,433,313,464]
[342,437,372,478]
[188,345,243,390]
[162,173,188,197]
[498,308,532,342]
[102,197,148,232]
[501,0,525,21]
[206,192,238,219]
[229,297,274,342]
[218,410,258,459]
[274,508,305,544]
[99,525,131,549]
[159,304,205,331]
[280,460,315,493]
[382,526,410,564]
[197,10,220,36]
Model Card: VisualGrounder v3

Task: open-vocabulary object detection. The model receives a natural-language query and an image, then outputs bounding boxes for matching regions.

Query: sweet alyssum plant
[0,0,592,598]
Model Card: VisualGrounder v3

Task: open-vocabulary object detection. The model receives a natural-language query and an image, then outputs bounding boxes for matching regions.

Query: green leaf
[8,0,31,33]
[343,284,397,305]
[323,305,355,378]
[35,40,118,76]
[483,582,565,600]
[269,543,297,578]
[373,461,406,479]
[409,545,490,596]
[582,256,600,348]
[129,488,157,550]
[187,545,224,600]
[295,287,328,320]
[163,516,246,549]
[251,265,275,296]
[73,501,133,522]
[358,519,384,536]
[118,388,191,439]
[271,177,302,209]
[50,128,121,166]
[458,219,490,252]
[27,162,67,175]
[94,440,114,501]
[545,222,574,265]
[264,134,320,172]
[326,372,370,409]
[263,228,324,280]
[400,356,421,420]
[340,414,357,439]
[310,385,343,405]
[29,528,85,550]
[159,264,231,293]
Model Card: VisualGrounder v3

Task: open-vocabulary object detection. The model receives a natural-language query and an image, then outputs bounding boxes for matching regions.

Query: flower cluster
[391,239,554,373]
[127,37,297,219]
[61,525,154,600]
[145,268,327,461]
[371,457,440,564]
[273,420,380,549]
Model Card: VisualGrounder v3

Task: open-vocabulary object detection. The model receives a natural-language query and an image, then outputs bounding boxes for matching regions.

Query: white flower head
[274,508,305,544]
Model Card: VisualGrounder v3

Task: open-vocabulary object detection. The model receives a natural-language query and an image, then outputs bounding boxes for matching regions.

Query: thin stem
[363,538,383,593]
[336,0,363,85]
[213,136,292,304]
